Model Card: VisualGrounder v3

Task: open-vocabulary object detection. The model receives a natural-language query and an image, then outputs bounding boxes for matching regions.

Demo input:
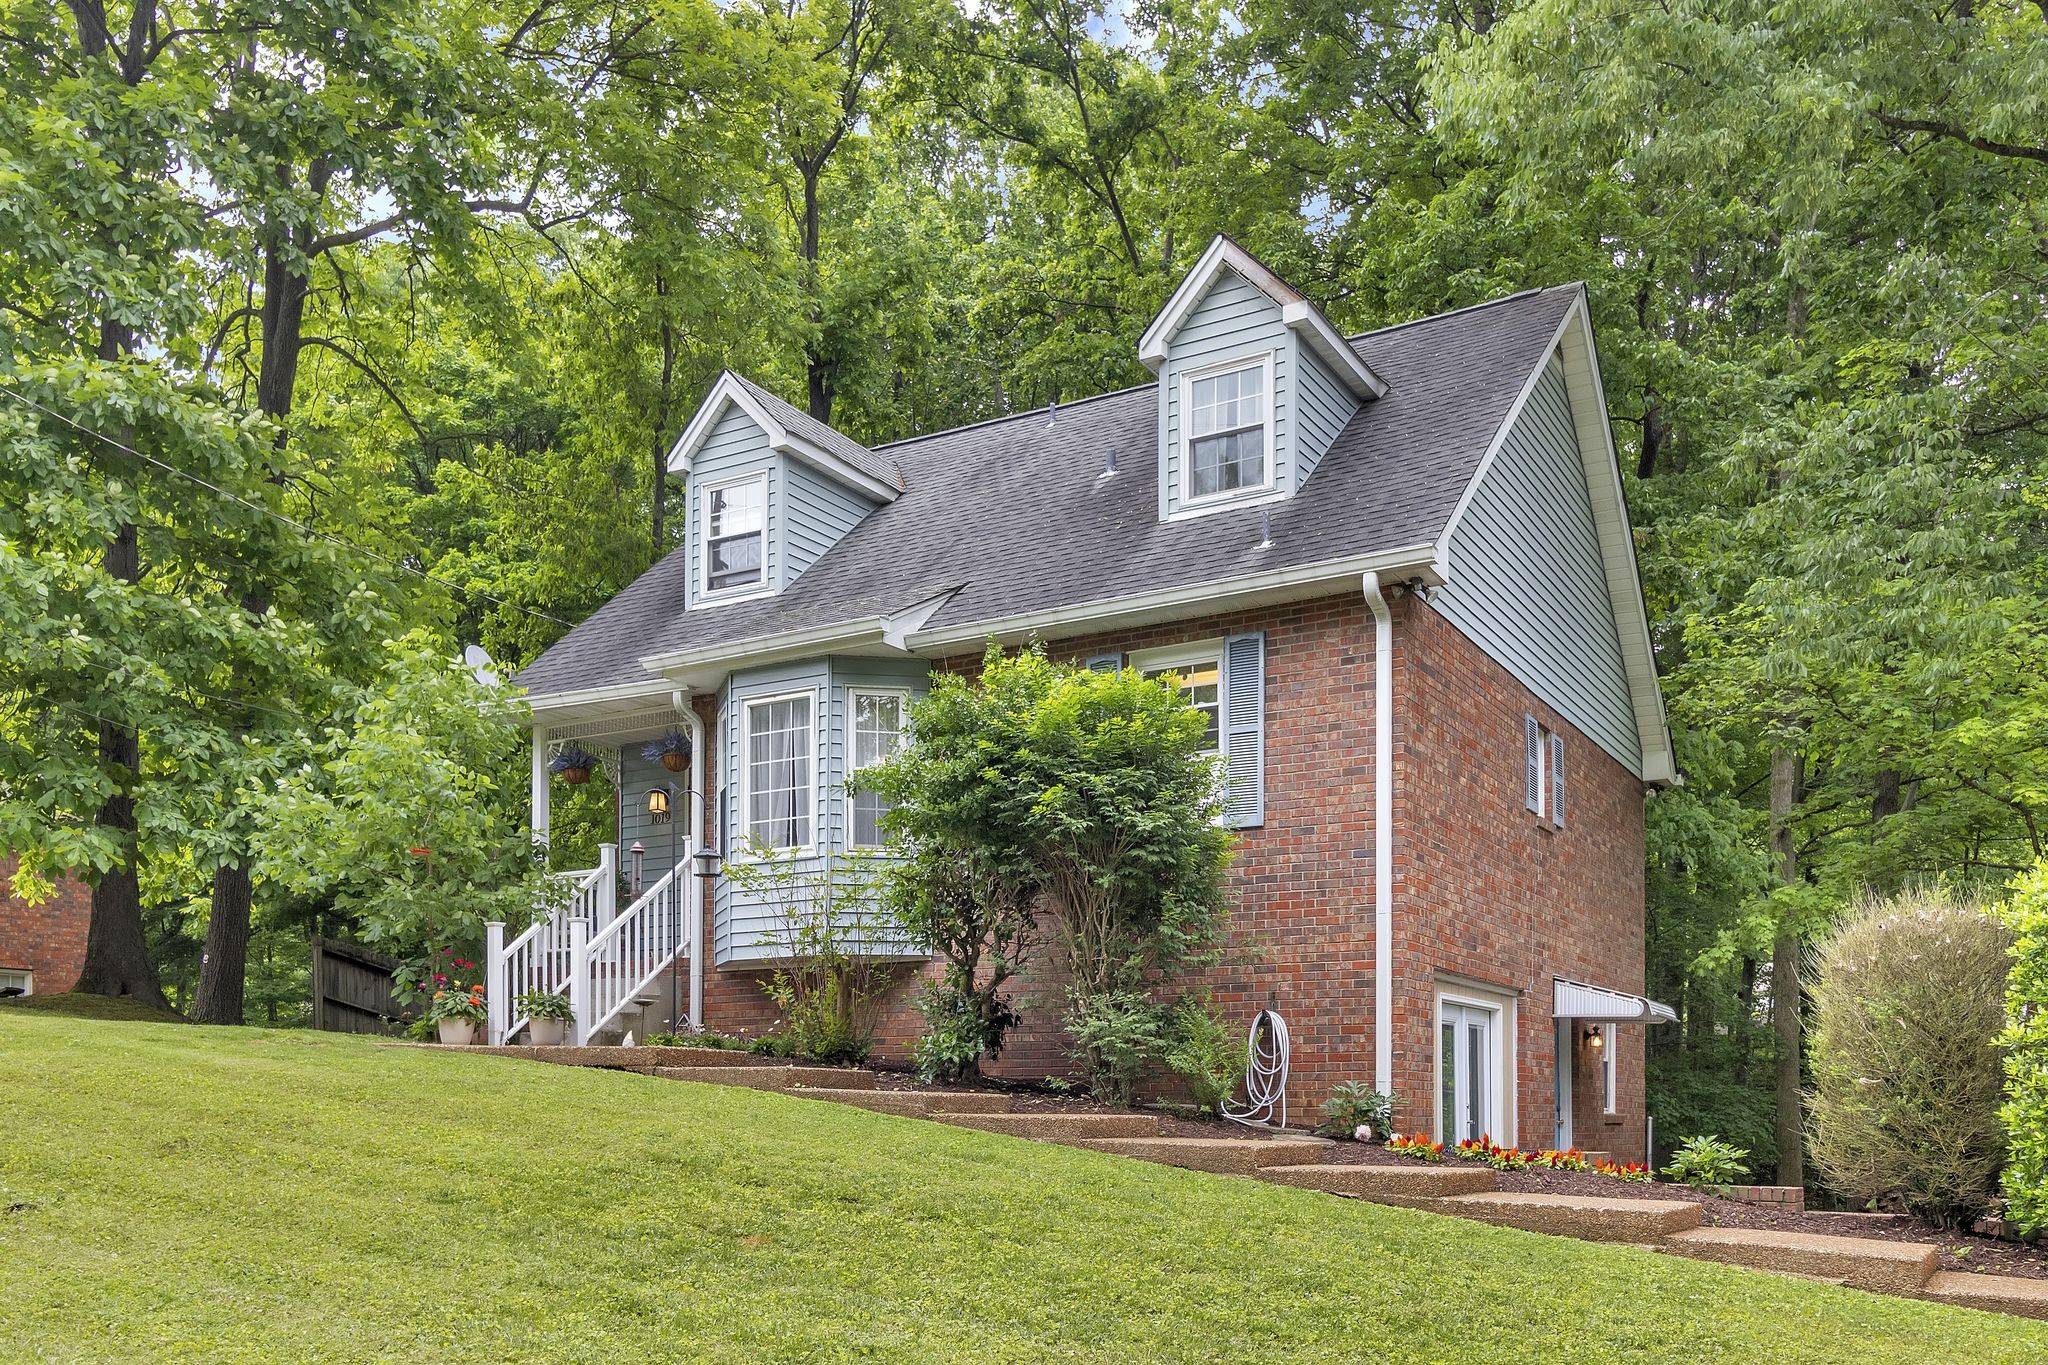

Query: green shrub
[1808,887,2011,1227]
[1662,1135,1752,1190]
[1315,1082,1396,1139]
[516,990,572,1022]
[912,978,1019,1083]
[1161,997,1245,1115]
[1999,864,2048,1235]
[1067,988,1172,1106]
[643,1029,749,1051]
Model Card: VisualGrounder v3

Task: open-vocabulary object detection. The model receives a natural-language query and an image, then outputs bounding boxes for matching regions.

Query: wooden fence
[309,937,412,1035]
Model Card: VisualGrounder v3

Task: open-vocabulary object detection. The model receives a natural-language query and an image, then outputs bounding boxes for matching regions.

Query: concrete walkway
[425,1043,2048,1321]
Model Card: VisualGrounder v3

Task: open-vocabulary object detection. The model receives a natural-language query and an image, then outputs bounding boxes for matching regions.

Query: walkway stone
[1256,1163,1496,1206]
[1921,1271,2048,1321]
[1664,1226,1938,1294]
[652,1064,879,1092]
[1071,1136,1319,1174]
[799,1088,1013,1117]
[1441,1192,1702,1242]
[932,1111,1159,1141]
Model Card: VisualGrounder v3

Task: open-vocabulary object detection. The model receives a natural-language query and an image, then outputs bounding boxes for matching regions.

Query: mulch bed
[863,1065,2048,1279]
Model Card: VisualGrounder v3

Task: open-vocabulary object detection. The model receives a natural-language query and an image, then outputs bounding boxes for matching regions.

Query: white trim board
[1138,236,1386,400]
[666,372,901,504]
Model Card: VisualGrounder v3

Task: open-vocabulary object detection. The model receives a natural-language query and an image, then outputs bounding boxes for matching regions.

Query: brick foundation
[0,856,91,995]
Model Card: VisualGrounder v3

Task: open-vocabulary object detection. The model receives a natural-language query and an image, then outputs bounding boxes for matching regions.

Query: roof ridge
[871,379,1155,452]
[1343,283,1573,345]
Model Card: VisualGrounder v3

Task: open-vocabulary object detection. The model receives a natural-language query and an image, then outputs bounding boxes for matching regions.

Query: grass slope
[2,1016,2039,1363]
[1,992,187,1022]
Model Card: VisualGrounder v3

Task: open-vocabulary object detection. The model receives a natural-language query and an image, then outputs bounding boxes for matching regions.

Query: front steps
[418,1041,2048,1322]
[1664,1226,1939,1294]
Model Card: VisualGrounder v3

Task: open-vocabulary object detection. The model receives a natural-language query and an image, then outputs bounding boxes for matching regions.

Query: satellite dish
[462,644,499,688]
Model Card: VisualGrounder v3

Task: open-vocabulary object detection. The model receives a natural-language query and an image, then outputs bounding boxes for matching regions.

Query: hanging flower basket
[548,746,599,785]
[642,729,692,773]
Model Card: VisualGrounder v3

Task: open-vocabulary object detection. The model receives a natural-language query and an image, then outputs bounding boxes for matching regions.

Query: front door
[1440,1001,1499,1144]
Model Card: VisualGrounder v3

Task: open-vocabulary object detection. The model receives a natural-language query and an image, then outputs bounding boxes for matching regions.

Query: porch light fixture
[1583,1026,1605,1050]
[644,783,722,877]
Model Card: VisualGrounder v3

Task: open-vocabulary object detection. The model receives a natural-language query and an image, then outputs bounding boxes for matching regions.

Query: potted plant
[642,730,692,773]
[547,746,599,785]
[518,989,574,1046]
[426,982,488,1045]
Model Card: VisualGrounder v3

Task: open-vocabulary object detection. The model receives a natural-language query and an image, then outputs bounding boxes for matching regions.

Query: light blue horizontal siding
[1291,339,1359,487]
[1433,359,1643,774]
[781,454,880,588]
[706,655,930,965]
[1159,271,1292,518]
[686,404,779,610]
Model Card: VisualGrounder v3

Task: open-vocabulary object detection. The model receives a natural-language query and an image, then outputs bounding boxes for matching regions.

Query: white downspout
[678,691,707,1030]
[530,723,550,846]
[1362,573,1395,1098]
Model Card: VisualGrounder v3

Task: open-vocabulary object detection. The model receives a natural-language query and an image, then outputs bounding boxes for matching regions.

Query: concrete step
[932,1111,1160,1141]
[652,1065,879,1092]
[1256,1163,1497,1206]
[797,1088,1013,1117]
[1070,1137,1326,1174]
[509,1044,767,1069]
[1663,1226,1938,1294]
[1921,1270,2048,1320]
[1441,1192,1702,1242]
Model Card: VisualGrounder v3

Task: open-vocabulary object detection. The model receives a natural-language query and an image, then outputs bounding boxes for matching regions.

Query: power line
[0,383,577,629]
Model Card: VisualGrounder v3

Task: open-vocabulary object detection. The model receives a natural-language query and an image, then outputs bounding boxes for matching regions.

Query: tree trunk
[191,863,252,1023]
[1769,743,1804,1188]
[650,301,675,557]
[74,521,168,1005]
[195,201,313,1022]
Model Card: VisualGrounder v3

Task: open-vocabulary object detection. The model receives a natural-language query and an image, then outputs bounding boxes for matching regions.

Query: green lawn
[2,1015,2040,1363]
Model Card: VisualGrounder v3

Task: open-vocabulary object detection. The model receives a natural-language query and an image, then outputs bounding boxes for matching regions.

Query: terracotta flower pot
[559,766,591,785]
[529,1017,567,1047]
[659,751,687,772]
[437,1018,478,1046]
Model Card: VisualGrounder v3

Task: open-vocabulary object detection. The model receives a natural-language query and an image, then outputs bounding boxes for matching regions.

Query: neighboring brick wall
[0,856,91,995]
[686,588,1652,1161]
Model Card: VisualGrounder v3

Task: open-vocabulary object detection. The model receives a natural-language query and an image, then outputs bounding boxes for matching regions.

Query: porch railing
[484,840,698,1046]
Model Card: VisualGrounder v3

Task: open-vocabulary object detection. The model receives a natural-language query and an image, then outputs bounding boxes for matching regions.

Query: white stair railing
[573,843,695,1045]
[486,843,616,1045]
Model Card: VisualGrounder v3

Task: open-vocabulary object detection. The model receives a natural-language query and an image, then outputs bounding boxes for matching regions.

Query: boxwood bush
[1807,887,2010,1227]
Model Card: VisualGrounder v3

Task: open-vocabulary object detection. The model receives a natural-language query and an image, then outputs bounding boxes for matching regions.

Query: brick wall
[0,856,91,995]
[685,589,1652,1159]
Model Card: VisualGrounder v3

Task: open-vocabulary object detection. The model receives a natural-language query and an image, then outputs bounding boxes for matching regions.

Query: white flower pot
[529,1018,568,1047]
[436,1018,478,1046]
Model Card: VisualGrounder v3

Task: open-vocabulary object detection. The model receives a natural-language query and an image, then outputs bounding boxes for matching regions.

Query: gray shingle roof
[517,284,1580,699]
[730,373,904,493]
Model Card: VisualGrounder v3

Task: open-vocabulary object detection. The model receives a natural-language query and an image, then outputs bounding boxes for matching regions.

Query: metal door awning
[1554,978,1677,1024]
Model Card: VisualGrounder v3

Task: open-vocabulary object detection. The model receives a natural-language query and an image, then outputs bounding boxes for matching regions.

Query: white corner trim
[666,371,899,503]
[1138,236,1386,399]
[1361,572,1394,1098]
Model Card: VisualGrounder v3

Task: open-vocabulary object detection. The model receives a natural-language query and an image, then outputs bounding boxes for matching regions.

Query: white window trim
[845,686,910,850]
[1176,352,1278,512]
[737,687,819,858]
[1435,980,1518,1147]
[1129,639,1230,818]
[696,470,773,606]
[0,967,31,997]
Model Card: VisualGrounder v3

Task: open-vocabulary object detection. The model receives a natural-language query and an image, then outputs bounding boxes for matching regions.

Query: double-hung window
[703,474,767,596]
[848,689,907,848]
[1138,650,1222,756]
[745,693,813,851]
[1184,358,1270,502]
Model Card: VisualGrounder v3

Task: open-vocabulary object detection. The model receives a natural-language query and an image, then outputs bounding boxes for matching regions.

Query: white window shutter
[1524,714,1542,814]
[1085,653,1122,673]
[1550,731,1566,828]
[1222,632,1265,828]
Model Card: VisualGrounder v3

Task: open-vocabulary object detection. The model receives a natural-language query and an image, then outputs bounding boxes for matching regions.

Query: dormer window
[703,473,767,596]
[1184,356,1273,504]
